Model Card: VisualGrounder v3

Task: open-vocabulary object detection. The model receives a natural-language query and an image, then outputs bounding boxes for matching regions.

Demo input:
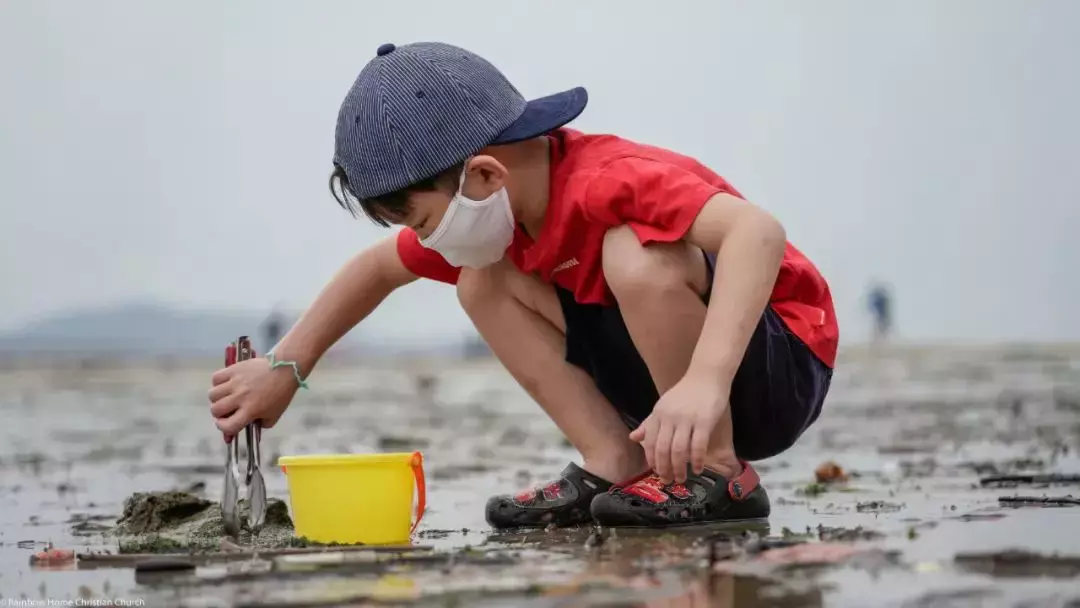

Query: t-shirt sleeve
[582,157,731,245]
[395,228,461,285]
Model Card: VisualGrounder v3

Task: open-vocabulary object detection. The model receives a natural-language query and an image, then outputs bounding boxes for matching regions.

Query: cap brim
[490,87,588,145]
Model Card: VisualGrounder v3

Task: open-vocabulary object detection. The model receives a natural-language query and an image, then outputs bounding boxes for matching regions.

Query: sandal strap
[700,460,761,501]
[560,462,613,493]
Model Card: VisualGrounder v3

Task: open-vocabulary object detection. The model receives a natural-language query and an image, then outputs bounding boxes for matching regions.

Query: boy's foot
[590,461,769,528]
[485,463,613,529]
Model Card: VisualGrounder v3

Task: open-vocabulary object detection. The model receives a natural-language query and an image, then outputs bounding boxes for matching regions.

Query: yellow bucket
[277,451,426,545]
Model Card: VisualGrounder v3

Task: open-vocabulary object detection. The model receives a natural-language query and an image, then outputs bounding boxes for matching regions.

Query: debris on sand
[980,474,1080,488]
[954,549,1080,578]
[877,443,935,455]
[67,513,116,525]
[856,500,904,513]
[816,525,885,542]
[998,495,1080,507]
[796,482,829,497]
[780,527,815,541]
[71,521,112,536]
[950,513,1006,522]
[959,458,1046,477]
[583,526,605,550]
[815,461,850,484]
[378,435,430,450]
[107,491,295,553]
[707,533,801,565]
[416,529,454,540]
[776,496,810,506]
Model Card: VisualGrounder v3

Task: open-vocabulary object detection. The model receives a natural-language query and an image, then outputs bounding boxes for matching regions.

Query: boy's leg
[456,258,648,528]
[587,226,831,527]
[598,227,741,478]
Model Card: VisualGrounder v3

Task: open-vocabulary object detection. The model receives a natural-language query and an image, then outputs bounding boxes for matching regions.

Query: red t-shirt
[397,128,839,368]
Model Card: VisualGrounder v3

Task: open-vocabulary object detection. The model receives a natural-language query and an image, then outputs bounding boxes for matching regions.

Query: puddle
[2,346,1080,606]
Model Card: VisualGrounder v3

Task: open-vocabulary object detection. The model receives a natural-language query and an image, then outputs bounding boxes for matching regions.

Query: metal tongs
[221,336,267,537]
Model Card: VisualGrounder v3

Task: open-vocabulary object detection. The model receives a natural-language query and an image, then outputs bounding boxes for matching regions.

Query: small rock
[815,461,849,484]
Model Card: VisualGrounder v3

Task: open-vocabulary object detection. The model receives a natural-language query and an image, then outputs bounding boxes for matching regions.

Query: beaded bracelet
[266,351,309,390]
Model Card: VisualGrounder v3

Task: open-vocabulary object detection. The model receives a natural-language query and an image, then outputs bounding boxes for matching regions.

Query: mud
[3,344,1080,606]
[109,491,296,553]
[114,491,215,535]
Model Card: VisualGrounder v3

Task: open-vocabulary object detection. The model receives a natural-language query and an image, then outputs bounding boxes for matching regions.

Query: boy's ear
[464,155,509,196]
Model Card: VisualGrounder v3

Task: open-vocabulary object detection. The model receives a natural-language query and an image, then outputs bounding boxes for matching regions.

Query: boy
[208,41,838,529]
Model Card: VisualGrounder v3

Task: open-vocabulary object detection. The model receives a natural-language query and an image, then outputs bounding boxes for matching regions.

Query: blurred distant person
[867,283,893,343]
[208,42,837,531]
[260,308,285,354]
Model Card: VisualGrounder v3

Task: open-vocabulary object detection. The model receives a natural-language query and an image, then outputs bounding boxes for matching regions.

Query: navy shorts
[556,253,832,462]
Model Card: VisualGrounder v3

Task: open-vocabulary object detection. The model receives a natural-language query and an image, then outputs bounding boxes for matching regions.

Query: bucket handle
[410,451,426,535]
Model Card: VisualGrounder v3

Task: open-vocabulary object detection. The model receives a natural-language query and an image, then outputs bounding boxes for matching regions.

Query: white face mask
[419,163,515,269]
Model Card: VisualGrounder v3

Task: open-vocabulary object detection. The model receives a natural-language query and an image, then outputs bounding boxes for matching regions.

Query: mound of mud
[115,491,214,534]
[109,491,295,553]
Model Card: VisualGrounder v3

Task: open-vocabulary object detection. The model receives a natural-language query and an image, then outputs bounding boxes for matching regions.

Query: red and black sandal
[485,463,613,529]
[589,461,769,528]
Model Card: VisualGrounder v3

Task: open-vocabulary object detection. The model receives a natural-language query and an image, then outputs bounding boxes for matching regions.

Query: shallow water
[1,344,1079,607]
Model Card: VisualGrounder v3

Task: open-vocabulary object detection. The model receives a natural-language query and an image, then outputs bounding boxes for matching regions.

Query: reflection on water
[641,573,824,608]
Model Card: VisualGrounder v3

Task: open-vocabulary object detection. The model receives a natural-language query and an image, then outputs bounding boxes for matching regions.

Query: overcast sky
[1,0,1077,345]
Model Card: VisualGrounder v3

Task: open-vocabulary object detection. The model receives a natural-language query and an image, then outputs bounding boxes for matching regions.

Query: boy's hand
[208,358,298,436]
[628,372,728,485]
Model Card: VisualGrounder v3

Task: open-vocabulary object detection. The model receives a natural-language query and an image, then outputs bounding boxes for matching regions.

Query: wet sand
[1,344,1079,607]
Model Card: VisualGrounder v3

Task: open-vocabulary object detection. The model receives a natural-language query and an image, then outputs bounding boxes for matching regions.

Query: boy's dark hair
[329,162,464,227]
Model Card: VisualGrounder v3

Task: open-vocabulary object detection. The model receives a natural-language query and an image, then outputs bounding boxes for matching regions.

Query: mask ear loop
[420,157,473,248]
[455,157,472,194]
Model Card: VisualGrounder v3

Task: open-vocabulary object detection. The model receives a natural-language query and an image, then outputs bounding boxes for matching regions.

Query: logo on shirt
[551,258,580,275]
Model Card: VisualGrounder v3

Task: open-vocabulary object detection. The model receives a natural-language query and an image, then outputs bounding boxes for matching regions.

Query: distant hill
[0,302,480,358]
[0,303,317,356]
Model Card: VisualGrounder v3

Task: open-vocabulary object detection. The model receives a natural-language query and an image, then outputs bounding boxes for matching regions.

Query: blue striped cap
[334,41,588,199]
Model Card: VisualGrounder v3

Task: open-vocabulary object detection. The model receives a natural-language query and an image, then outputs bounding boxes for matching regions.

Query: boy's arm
[270,234,418,375]
[683,192,786,383]
[587,165,785,384]
[212,234,423,436]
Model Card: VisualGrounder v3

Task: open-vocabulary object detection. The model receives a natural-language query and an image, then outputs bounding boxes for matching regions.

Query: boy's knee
[456,265,503,313]
[601,226,706,300]
[457,259,562,327]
